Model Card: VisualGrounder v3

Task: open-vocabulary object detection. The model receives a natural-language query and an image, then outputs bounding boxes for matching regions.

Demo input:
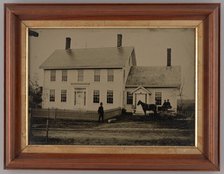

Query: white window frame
[107,90,113,104]
[61,90,67,102]
[127,91,133,105]
[94,70,100,82]
[78,70,84,82]
[93,90,100,103]
[49,89,55,102]
[50,70,56,81]
[62,70,67,81]
[155,92,162,105]
[107,69,114,82]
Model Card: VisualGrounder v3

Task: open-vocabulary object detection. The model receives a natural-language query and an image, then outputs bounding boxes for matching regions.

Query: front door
[135,93,147,114]
[74,89,86,110]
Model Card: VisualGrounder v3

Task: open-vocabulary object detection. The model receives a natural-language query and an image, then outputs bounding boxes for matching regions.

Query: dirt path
[30,118,195,146]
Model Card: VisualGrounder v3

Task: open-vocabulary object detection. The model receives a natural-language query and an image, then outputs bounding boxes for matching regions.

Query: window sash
[78,70,84,81]
[127,92,133,104]
[49,89,55,102]
[107,70,114,82]
[107,90,113,104]
[94,70,100,82]
[155,92,162,105]
[50,70,56,81]
[61,90,67,102]
[93,90,100,103]
[62,70,67,81]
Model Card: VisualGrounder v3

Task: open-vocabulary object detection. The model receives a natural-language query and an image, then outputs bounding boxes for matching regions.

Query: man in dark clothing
[98,102,104,123]
[166,99,172,109]
[162,100,167,111]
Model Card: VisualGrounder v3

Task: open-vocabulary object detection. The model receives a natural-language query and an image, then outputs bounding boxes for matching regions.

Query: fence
[30,107,122,121]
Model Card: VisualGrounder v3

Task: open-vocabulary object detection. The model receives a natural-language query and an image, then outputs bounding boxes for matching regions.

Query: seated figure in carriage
[162,99,172,111]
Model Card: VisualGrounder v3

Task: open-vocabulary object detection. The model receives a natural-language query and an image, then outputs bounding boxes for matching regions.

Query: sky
[29,28,195,99]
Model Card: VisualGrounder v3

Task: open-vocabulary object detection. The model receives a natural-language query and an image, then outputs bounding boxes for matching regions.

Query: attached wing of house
[126,66,181,88]
[125,66,181,114]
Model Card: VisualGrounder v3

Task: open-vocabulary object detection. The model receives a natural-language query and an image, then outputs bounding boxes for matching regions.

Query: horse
[137,100,157,116]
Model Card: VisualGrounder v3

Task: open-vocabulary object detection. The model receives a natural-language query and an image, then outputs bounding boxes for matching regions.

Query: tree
[29,80,43,108]
[177,78,185,112]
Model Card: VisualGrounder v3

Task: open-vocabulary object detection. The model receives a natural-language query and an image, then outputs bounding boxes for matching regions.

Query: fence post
[46,118,49,143]
[48,108,50,119]
[46,108,49,143]
[54,108,56,120]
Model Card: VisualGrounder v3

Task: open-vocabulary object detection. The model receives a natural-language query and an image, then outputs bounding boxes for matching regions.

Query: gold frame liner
[21,20,203,154]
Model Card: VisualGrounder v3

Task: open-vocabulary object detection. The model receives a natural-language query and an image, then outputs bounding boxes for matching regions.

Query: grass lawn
[30,114,195,146]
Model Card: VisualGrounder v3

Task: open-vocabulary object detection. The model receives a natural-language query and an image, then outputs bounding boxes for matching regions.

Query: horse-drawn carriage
[135,100,176,117]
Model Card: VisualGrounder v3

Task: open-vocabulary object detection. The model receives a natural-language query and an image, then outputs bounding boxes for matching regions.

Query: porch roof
[130,86,152,94]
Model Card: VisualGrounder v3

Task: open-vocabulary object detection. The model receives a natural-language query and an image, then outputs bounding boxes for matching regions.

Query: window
[49,89,55,102]
[127,92,133,104]
[107,90,113,104]
[61,90,67,102]
[50,70,56,81]
[78,70,84,81]
[94,70,100,82]
[155,92,162,105]
[62,70,67,81]
[93,90,100,103]
[107,70,114,82]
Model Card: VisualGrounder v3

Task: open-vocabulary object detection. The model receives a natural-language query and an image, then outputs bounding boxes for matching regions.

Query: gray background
[0,0,223,174]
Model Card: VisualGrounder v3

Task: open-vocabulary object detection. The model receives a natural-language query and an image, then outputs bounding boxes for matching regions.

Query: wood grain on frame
[4,3,220,170]
[19,20,203,156]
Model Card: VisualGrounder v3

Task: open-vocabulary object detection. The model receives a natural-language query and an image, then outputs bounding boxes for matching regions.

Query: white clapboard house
[40,35,181,114]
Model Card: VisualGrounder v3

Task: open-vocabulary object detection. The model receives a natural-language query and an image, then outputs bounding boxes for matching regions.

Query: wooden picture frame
[4,3,220,170]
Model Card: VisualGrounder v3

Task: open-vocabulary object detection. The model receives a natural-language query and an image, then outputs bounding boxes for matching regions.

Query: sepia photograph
[28,28,195,146]
[4,3,221,170]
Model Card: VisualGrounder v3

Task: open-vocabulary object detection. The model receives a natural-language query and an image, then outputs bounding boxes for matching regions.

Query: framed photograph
[4,3,220,170]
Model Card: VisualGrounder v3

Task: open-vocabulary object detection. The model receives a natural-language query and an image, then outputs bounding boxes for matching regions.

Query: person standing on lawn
[98,102,104,123]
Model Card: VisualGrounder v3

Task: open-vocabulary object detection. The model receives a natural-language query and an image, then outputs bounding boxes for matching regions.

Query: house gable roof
[126,66,181,88]
[40,47,135,69]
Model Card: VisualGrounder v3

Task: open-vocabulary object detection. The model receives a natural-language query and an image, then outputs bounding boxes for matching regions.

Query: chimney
[117,34,122,47]
[167,48,171,67]
[65,37,71,50]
